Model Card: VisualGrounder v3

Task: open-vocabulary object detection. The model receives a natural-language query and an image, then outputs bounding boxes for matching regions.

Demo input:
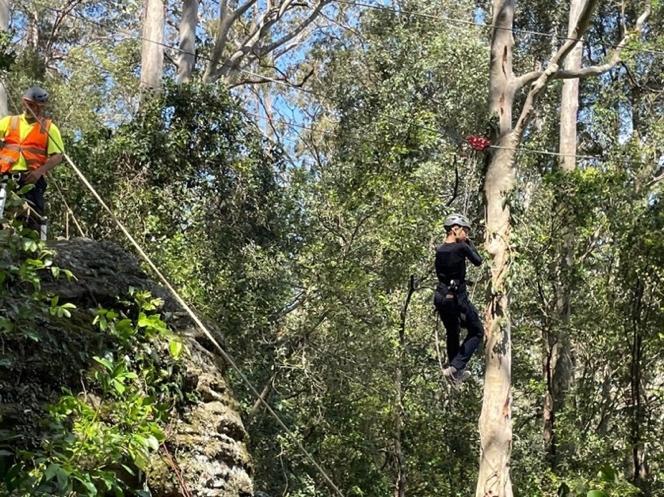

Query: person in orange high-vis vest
[0,86,64,217]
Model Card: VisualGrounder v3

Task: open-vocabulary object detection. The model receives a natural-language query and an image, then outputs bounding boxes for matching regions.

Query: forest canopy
[0,1,662,497]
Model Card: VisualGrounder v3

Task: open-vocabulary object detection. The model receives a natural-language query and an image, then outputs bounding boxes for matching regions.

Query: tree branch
[514,0,599,136]
[203,0,259,82]
[213,0,330,83]
[255,0,332,58]
[514,2,651,89]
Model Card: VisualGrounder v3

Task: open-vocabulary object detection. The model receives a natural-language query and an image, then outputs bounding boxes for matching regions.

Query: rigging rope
[11,87,345,497]
[335,0,664,56]
[47,3,664,57]
[42,5,661,167]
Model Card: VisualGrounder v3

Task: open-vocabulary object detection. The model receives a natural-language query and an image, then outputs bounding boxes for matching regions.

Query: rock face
[13,238,253,496]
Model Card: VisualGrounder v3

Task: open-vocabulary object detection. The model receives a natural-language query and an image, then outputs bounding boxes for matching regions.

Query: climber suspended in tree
[0,86,64,236]
[434,213,484,388]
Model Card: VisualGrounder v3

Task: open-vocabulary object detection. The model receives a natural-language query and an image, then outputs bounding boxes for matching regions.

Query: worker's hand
[23,168,44,184]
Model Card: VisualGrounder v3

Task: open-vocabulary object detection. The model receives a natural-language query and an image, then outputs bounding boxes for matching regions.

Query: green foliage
[555,465,642,497]
[3,0,663,496]
[0,230,185,496]
[0,183,73,344]
[60,82,296,354]
[0,30,17,72]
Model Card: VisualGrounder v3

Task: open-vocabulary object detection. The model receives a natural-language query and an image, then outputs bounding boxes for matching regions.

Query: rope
[39,5,660,167]
[336,0,664,56]
[51,177,86,238]
[46,3,663,57]
[13,91,345,497]
[246,109,656,166]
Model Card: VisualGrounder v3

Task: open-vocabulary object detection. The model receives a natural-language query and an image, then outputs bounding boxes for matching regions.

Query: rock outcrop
[1,238,253,496]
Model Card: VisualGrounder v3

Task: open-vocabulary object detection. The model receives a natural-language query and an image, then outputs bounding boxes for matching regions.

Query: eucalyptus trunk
[0,0,9,116]
[474,0,621,491]
[177,0,198,84]
[476,2,516,496]
[140,0,165,92]
[543,0,584,463]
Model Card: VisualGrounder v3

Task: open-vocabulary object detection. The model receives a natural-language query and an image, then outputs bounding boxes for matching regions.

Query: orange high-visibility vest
[0,116,52,173]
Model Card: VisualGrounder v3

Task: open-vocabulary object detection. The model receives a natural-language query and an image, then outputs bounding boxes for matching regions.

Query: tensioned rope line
[43,3,662,162]
[37,6,655,167]
[12,89,345,497]
[46,3,664,62]
[42,7,660,164]
[336,0,664,56]
[245,109,654,165]
[51,6,650,164]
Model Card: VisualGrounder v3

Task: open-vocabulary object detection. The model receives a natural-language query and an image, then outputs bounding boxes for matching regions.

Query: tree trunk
[140,0,165,92]
[477,140,516,497]
[0,0,9,116]
[474,0,645,493]
[629,279,647,486]
[558,0,584,173]
[476,3,516,496]
[394,276,414,497]
[543,0,584,463]
[177,0,198,84]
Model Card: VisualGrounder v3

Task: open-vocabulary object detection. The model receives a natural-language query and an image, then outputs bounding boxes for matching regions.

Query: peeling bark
[477,1,608,494]
[476,3,516,496]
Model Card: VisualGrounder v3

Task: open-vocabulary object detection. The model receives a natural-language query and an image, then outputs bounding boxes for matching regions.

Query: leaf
[44,463,60,481]
[145,435,160,451]
[93,356,114,372]
[598,465,617,482]
[168,339,183,360]
[44,462,69,488]
[587,491,608,497]
[74,475,98,496]
[112,378,126,395]
[113,318,136,340]
[56,466,70,490]
[137,312,168,335]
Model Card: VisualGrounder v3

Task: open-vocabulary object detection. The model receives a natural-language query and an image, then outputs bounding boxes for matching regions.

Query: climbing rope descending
[50,177,86,238]
[15,93,345,497]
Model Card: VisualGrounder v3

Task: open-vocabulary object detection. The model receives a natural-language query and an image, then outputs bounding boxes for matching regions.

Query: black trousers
[19,176,47,214]
[17,176,47,231]
[434,284,484,371]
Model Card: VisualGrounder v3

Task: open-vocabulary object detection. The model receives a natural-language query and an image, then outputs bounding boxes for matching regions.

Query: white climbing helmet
[443,213,472,230]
